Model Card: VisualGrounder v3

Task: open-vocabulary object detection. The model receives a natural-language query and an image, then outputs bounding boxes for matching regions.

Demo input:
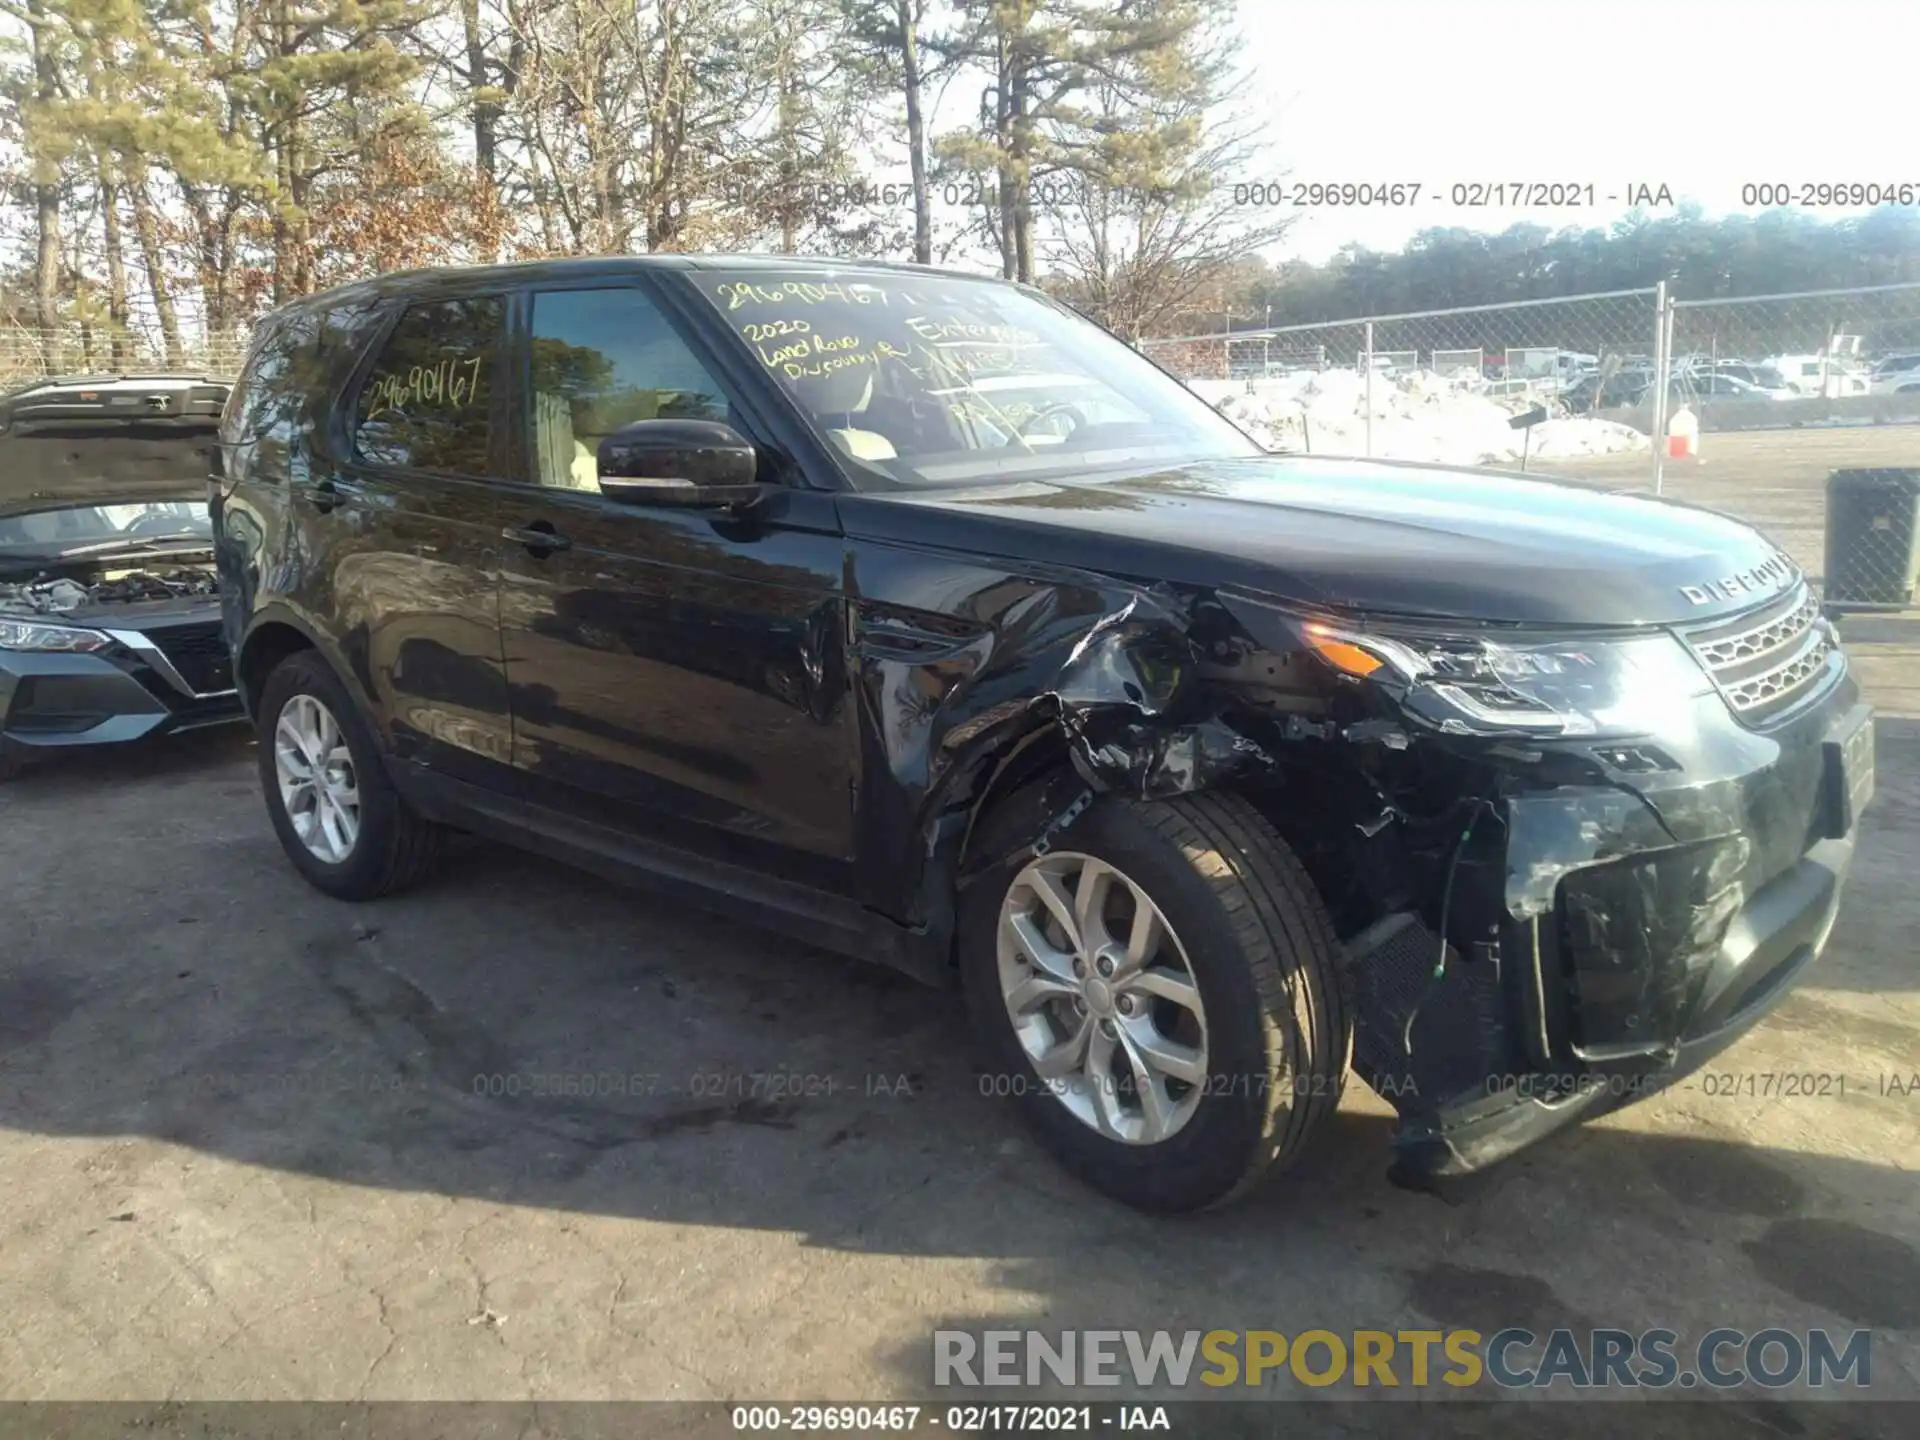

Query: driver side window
[527,287,731,491]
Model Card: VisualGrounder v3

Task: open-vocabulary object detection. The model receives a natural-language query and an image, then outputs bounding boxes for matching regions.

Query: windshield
[0,501,211,556]
[695,268,1261,487]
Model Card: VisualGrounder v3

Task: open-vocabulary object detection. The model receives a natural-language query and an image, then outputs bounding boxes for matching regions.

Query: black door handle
[504,522,570,555]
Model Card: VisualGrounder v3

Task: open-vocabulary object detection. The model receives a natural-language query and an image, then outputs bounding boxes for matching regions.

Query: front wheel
[960,790,1351,1213]
[256,649,442,900]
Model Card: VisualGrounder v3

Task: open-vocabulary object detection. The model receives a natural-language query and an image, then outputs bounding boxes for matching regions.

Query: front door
[495,281,857,895]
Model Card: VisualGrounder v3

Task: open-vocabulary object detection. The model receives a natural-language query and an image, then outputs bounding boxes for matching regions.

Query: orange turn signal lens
[1303,626,1384,678]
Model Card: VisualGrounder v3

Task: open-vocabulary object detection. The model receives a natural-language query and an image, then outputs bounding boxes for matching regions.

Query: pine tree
[841,0,937,264]
[939,0,1235,282]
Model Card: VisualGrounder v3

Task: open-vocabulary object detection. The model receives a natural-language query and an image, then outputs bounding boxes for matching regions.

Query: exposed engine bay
[0,567,219,615]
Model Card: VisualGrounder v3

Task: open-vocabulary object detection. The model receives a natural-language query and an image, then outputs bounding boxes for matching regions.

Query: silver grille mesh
[1692,588,1820,670]
[1721,640,1832,712]
[1683,583,1834,719]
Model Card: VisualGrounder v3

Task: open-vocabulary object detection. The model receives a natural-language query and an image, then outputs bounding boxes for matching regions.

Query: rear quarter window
[222,314,293,445]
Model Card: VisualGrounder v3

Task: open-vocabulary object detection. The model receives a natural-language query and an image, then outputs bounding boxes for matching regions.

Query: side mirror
[595,419,761,506]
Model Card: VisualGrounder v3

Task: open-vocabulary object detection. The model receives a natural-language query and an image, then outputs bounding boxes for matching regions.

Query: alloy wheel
[996,851,1210,1145]
[274,693,361,864]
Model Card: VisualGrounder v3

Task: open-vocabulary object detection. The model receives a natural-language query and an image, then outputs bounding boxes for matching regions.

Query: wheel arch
[238,607,388,755]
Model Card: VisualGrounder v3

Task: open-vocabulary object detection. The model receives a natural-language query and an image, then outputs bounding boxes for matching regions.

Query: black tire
[256,649,442,900]
[959,788,1350,1214]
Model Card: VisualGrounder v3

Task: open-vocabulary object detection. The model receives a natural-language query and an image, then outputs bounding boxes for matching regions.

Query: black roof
[272,252,1017,319]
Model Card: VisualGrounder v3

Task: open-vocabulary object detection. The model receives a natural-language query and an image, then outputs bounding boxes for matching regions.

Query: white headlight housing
[1303,620,1710,739]
[0,616,113,653]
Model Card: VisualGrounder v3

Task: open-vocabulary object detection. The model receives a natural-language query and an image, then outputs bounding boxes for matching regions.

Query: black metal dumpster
[1824,468,1920,611]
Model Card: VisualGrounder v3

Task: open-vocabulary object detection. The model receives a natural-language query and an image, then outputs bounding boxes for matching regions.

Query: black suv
[1,374,240,779]
[215,256,1874,1213]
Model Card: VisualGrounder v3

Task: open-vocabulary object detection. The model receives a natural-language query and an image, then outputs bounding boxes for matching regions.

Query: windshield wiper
[10,535,212,560]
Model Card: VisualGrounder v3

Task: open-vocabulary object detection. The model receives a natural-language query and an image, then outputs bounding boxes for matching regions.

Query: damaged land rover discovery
[215,256,1875,1213]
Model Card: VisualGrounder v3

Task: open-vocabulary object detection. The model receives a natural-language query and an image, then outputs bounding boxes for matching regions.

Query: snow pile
[1193,369,1651,467]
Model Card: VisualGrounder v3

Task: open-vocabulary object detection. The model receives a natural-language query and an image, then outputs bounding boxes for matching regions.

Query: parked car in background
[1560,371,1649,413]
[0,374,241,781]
[1677,373,1796,403]
[1683,360,1793,391]
[1763,353,1871,397]
[1869,353,1920,394]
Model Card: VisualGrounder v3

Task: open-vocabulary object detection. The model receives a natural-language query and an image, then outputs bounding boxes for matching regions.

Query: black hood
[840,456,1800,627]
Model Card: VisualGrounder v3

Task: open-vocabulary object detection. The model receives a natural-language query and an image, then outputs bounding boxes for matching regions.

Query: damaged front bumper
[1355,686,1873,1179]
[861,544,1872,1180]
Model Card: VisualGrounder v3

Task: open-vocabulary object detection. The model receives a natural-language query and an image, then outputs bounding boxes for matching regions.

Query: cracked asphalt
[1,641,1916,1423]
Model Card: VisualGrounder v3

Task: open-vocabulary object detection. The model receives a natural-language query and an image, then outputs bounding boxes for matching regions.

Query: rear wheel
[256,650,441,900]
[960,789,1350,1213]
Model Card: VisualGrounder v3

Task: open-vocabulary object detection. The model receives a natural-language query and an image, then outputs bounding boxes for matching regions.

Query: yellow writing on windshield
[757,332,866,369]
[717,280,890,310]
[903,316,1039,346]
[776,338,913,381]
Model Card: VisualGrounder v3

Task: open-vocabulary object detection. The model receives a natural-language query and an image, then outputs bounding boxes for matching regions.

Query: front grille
[147,621,234,696]
[1682,583,1834,721]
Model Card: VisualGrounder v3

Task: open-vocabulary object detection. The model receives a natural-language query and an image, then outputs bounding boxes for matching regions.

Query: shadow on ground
[1,725,1916,1419]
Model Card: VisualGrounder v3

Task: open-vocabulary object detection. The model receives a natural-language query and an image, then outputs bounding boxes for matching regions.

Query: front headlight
[1302,619,1709,739]
[0,616,113,653]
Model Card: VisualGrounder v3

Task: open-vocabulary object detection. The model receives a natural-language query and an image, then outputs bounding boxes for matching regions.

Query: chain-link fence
[0,327,250,393]
[1144,282,1920,611]
[1669,282,1920,417]
[1147,288,1663,473]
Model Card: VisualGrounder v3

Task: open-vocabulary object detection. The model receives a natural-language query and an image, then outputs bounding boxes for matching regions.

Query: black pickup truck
[212,256,1873,1213]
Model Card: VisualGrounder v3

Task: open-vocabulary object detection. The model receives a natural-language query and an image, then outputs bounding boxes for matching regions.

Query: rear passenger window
[353,296,504,474]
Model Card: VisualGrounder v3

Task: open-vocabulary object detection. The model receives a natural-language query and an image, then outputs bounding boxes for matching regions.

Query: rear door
[325,291,518,791]
[493,277,857,895]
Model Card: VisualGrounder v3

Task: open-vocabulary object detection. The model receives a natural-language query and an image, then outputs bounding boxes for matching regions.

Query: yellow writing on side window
[364,355,485,421]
